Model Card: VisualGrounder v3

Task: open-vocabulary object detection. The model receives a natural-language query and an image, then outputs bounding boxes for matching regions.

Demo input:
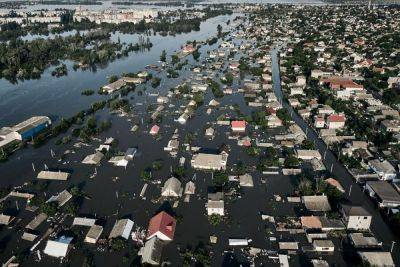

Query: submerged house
[147,211,176,241]
[85,225,103,244]
[207,192,224,216]
[191,151,228,171]
[109,219,134,240]
[150,125,160,136]
[43,236,73,258]
[140,237,165,266]
[161,177,182,197]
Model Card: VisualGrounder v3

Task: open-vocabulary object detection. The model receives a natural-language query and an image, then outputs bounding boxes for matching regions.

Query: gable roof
[302,195,331,211]
[148,211,176,240]
[301,216,322,229]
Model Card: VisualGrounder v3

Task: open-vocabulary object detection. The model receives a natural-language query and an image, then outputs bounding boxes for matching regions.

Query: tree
[301,139,315,150]
[151,77,161,88]
[152,160,163,170]
[213,171,228,187]
[140,169,151,181]
[160,49,166,62]
[108,75,118,83]
[40,202,58,217]
[171,54,179,65]
[87,116,97,130]
[284,155,299,167]
[173,166,185,178]
[276,108,291,124]
[0,149,8,162]
[217,24,222,37]
[192,49,200,61]
[110,237,127,251]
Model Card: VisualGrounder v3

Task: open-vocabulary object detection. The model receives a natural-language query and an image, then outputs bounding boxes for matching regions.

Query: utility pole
[391,241,395,253]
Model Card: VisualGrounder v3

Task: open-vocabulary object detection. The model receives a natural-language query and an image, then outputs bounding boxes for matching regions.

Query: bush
[209,214,223,226]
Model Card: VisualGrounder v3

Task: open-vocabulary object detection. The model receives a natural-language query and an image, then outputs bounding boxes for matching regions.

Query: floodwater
[0,12,286,267]
[0,14,232,127]
[0,6,398,267]
[0,14,324,266]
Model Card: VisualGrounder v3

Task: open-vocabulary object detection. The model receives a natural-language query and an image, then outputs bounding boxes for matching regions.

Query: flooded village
[0,2,399,267]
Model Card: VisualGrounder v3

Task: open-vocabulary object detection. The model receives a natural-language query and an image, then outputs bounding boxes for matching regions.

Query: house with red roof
[147,211,176,241]
[150,125,160,136]
[327,114,346,129]
[231,120,246,133]
[182,44,195,54]
[319,77,364,92]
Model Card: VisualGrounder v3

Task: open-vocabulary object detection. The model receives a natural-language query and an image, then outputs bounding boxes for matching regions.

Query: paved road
[270,48,400,263]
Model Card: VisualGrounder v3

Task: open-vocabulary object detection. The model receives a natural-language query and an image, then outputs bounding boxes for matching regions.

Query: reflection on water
[0,14,232,127]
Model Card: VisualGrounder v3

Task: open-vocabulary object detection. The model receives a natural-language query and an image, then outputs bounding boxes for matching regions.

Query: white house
[296,150,322,160]
[161,177,182,197]
[191,151,228,171]
[207,192,224,216]
[43,236,73,258]
[327,114,346,129]
[341,205,372,230]
[368,159,397,181]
